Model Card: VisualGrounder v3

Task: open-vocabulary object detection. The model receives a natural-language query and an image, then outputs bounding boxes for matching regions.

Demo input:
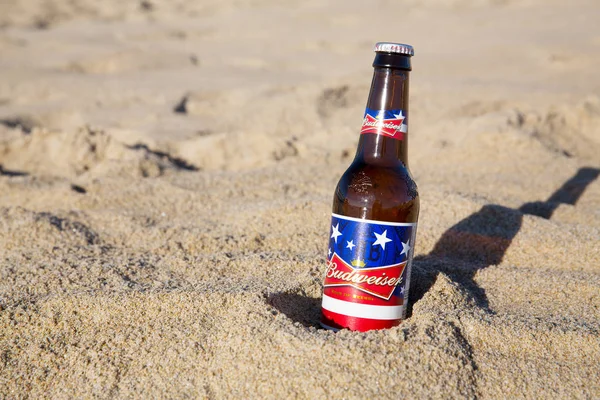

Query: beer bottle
[321,42,419,332]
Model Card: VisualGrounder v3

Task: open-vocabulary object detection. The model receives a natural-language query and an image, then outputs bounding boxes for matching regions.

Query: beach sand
[1,0,599,398]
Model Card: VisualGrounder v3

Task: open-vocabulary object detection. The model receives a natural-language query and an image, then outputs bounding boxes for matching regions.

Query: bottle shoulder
[339,161,418,195]
[333,160,419,223]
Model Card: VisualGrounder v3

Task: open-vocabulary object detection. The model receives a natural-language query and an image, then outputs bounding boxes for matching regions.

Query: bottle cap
[374,42,414,57]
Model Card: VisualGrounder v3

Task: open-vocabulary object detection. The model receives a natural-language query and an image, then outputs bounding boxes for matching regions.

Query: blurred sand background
[1,0,599,398]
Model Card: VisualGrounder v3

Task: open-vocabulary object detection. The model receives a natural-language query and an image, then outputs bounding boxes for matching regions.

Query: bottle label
[321,213,416,329]
[360,108,407,140]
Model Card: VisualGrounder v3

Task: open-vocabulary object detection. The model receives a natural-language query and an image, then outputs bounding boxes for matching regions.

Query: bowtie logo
[360,111,406,140]
[324,253,406,300]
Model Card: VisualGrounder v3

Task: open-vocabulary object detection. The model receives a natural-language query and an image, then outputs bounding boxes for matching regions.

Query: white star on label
[373,230,393,250]
[328,248,332,257]
[400,239,411,257]
[346,240,355,251]
[392,110,405,121]
[331,223,342,243]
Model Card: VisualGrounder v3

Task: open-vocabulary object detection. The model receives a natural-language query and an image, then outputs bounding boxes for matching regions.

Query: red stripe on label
[321,308,402,332]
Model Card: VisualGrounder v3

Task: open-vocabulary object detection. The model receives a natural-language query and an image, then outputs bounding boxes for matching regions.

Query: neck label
[360,108,407,140]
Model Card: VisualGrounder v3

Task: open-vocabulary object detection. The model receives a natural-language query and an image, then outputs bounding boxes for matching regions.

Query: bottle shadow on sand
[408,166,599,316]
[269,167,600,328]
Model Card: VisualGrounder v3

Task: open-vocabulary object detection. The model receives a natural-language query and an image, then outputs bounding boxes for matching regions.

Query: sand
[1,0,599,398]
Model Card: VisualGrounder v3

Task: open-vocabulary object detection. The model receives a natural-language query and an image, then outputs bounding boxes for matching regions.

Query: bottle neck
[355,67,410,166]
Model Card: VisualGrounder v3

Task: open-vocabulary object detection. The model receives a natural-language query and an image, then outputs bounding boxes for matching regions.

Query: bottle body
[320,44,419,332]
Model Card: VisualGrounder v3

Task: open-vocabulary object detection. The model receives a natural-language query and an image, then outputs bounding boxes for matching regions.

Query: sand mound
[0,126,200,178]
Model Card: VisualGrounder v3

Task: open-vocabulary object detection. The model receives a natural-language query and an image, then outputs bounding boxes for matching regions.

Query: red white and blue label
[321,213,416,331]
[360,108,407,140]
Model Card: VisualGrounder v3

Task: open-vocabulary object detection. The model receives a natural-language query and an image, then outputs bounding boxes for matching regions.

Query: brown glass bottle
[334,57,418,222]
[321,43,419,332]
